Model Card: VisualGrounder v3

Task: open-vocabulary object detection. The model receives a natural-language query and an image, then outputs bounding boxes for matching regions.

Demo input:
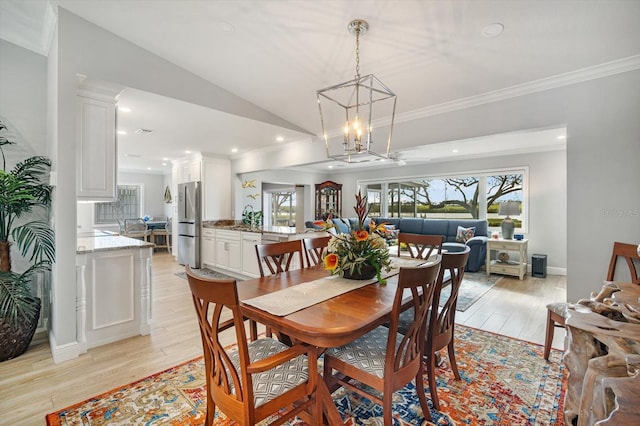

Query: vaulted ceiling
[2,0,639,173]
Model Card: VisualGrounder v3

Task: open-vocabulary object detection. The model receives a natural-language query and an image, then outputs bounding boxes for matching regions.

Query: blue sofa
[326,217,488,272]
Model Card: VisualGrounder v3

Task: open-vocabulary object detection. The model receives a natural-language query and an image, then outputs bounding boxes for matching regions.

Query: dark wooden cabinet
[315,181,342,220]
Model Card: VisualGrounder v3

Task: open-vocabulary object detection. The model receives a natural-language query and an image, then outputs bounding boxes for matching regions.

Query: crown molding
[396,55,640,124]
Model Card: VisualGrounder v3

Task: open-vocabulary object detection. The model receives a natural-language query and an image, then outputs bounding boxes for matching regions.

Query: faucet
[243,204,255,229]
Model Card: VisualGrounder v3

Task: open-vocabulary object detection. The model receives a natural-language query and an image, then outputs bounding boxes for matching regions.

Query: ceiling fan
[388,150,433,166]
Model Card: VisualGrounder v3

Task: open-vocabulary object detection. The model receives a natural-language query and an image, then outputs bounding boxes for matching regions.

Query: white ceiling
[2,0,639,173]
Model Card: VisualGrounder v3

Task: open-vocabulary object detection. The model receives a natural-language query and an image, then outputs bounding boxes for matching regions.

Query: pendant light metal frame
[317,19,397,163]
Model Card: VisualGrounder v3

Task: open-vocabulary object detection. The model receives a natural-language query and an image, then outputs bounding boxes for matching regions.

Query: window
[361,169,526,230]
[95,185,142,224]
[486,174,523,228]
[269,191,296,227]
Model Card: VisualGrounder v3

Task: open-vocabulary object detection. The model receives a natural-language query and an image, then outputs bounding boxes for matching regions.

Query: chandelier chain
[355,23,361,79]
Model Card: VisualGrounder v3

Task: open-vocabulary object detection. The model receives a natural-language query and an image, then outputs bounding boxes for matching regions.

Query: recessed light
[328,165,334,169]
[231,148,238,153]
[161,163,167,166]
[276,136,284,142]
[185,150,191,154]
[146,167,151,170]
[452,149,459,153]
[162,157,169,161]
[118,106,131,113]
[481,23,504,38]
[556,135,566,140]
[117,130,127,135]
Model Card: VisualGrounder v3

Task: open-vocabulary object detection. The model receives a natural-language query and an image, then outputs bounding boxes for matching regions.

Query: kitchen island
[76,233,154,351]
[201,221,328,277]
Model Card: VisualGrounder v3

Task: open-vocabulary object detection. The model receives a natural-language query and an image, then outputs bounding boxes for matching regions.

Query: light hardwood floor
[0,251,566,425]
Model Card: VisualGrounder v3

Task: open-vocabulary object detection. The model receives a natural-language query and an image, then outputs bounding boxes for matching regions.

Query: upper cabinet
[76,83,120,201]
[202,156,231,220]
[315,180,342,220]
[173,155,231,220]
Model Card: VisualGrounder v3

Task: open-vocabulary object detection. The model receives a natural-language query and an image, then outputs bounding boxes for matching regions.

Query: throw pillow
[381,224,399,239]
[456,226,475,243]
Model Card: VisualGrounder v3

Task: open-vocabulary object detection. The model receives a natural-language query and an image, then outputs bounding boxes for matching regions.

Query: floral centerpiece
[323,191,392,284]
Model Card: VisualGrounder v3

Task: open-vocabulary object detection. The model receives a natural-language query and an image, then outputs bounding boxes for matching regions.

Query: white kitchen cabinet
[201,228,216,268]
[76,87,118,201]
[202,156,231,220]
[215,230,241,272]
[177,158,201,184]
[241,232,262,277]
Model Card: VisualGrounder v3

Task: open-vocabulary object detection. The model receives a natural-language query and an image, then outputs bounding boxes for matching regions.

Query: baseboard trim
[49,331,83,363]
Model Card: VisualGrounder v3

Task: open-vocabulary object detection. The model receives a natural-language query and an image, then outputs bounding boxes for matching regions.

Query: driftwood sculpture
[563,282,640,425]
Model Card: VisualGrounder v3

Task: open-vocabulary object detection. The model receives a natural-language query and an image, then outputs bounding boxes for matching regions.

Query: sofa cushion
[421,220,449,237]
[330,218,350,234]
[398,218,424,234]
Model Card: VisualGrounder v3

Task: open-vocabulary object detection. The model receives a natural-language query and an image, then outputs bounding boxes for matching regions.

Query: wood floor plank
[0,252,566,425]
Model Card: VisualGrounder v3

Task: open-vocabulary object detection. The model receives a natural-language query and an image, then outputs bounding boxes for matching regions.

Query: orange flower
[324,253,339,271]
[369,220,388,235]
[354,230,369,241]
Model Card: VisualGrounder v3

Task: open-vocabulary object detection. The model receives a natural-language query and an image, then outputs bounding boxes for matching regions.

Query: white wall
[0,39,47,154]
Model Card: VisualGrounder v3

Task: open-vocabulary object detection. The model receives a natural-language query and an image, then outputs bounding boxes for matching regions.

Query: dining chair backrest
[429,245,471,346]
[302,236,331,267]
[398,233,444,260]
[606,241,640,284]
[423,245,470,410]
[124,218,147,233]
[185,266,318,425]
[116,218,126,234]
[255,240,305,277]
[389,260,442,373]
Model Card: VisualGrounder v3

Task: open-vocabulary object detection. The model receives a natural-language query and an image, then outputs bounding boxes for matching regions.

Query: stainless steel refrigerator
[177,181,201,268]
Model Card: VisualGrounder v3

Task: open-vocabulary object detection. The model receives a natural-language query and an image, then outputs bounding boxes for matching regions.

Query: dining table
[236,257,434,424]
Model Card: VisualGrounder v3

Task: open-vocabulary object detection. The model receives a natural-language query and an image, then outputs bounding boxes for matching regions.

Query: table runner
[243,257,430,316]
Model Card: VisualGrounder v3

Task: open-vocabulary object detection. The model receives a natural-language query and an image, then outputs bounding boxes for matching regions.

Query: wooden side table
[486,238,528,280]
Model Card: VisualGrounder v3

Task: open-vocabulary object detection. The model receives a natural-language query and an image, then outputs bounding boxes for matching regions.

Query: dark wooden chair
[255,240,305,276]
[302,236,331,267]
[424,245,470,410]
[185,266,318,425]
[255,240,305,339]
[323,259,442,425]
[398,233,444,260]
[544,241,640,360]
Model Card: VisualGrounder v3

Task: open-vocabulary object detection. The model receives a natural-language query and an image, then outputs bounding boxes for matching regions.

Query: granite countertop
[202,220,300,235]
[77,235,155,254]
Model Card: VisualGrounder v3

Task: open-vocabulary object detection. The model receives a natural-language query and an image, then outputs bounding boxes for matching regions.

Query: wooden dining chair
[255,240,305,339]
[544,241,640,360]
[185,266,318,426]
[302,236,331,267]
[255,240,305,276]
[323,259,442,425]
[123,218,151,242]
[424,245,470,410]
[151,218,172,252]
[398,233,444,260]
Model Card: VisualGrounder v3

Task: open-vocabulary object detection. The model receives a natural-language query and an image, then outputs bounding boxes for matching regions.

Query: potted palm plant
[0,120,54,361]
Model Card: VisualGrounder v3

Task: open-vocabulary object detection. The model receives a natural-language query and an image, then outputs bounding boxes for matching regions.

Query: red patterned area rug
[46,325,565,425]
